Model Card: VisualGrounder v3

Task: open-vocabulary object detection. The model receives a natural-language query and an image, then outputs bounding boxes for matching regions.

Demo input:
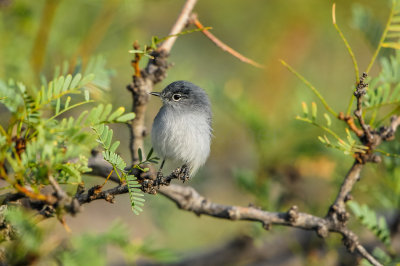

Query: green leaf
[138,148,143,162]
[56,98,61,114]
[116,112,135,122]
[62,74,73,92]
[110,141,120,153]
[65,96,71,109]
[147,148,154,160]
[80,73,95,86]
[104,128,113,149]
[108,107,125,121]
[84,90,90,101]
[311,102,317,121]
[301,102,308,117]
[100,104,113,121]
[126,175,145,215]
[324,113,331,127]
[70,73,82,89]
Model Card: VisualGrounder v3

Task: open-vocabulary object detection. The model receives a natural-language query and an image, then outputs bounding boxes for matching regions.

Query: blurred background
[0,0,399,265]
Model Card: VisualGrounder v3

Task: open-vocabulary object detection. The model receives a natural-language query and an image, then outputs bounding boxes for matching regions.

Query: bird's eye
[172,94,182,101]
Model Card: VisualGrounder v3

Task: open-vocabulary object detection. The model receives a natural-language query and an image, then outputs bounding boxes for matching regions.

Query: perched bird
[150,80,212,180]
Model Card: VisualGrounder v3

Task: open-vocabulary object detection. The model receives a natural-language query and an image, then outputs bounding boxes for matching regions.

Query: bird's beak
[149,92,161,97]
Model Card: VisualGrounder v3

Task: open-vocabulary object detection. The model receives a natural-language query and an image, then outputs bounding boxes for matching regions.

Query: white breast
[151,106,211,175]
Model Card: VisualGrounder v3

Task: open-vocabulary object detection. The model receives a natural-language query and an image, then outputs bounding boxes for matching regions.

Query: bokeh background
[0,0,398,265]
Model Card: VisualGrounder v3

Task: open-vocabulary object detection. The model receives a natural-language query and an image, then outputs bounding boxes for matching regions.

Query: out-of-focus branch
[30,0,60,75]
[188,14,264,69]
[158,0,199,53]
[73,0,121,65]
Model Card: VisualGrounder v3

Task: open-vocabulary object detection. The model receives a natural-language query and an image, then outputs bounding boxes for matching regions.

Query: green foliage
[2,207,176,265]
[351,4,384,49]
[0,57,138,215]
[56,221,129,266]
[296,102,368,155]
[364,51,400,121]
[92,124,151,215]
[3,207,43,264]
[348,201,391,247]
[126,175,145,215]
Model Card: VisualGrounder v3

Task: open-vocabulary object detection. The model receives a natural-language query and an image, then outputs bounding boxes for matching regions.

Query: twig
[189,14,264,69]
[281,60,338,117]
[338,112,364,137]
[72,0,121,65]
[158,0,199,53]
[353,73,373,143]
[30,0,60,75]
[328,161,363,222]
[131,41,141,78]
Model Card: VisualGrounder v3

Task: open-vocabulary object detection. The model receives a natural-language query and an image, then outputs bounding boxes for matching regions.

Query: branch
[188,13,264,68]
[158,0,199,53]
[156,184,381,266]
[328,161,363,222]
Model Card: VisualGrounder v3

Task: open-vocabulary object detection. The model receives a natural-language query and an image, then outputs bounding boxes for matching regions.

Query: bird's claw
[179,164,190,182]
[156,171,164,188]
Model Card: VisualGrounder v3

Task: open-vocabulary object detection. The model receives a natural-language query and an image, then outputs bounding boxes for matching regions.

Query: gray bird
[150,81,212,180]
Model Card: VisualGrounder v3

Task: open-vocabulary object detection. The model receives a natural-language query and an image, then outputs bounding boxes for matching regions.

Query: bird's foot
[156,171,164,188]
[178,164,190,183]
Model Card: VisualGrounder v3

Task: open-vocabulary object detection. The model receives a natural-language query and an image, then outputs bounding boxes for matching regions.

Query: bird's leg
[156,158,166,187]
[179,164,190,182]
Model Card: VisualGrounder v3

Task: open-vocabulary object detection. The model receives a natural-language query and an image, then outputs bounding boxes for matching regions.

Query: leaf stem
[281,60,337,117]
[332,3,360,83]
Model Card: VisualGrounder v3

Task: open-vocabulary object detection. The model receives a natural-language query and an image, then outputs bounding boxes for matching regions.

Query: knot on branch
[287,205,299,223]
[88,185,102,201]
[329,204,349,224]
[380,116,400,142]
[343,234,358,253]
[142,179,157,194]
[228,207,241,220]
[366,154,382,164]
[344,194,353,203]
[316,224,329,238]
[248,203,261,210]
[104,194,115,203]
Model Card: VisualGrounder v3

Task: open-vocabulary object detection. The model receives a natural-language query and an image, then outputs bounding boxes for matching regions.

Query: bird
[150,80,212,181]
